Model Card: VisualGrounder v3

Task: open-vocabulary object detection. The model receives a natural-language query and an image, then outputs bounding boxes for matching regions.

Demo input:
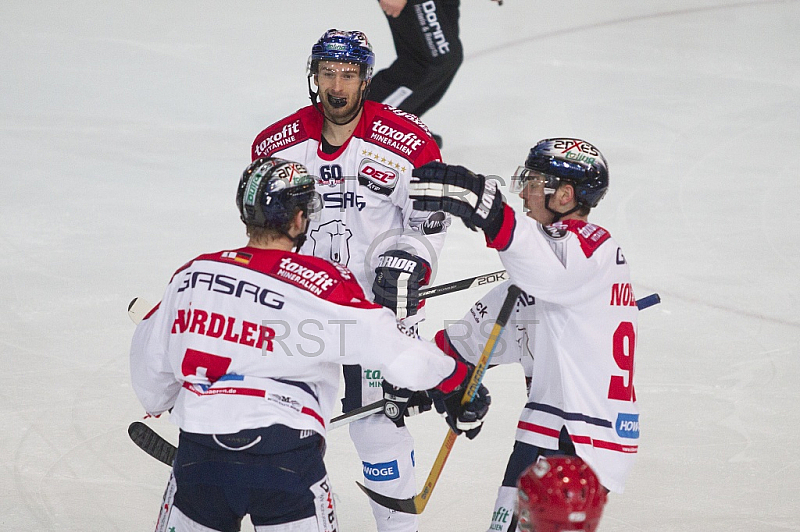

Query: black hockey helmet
[236,157,321,229]
[512,138,609,209]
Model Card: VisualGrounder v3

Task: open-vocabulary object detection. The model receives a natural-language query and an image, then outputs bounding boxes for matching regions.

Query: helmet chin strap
[544,194,581,223]
[284,213,311,252]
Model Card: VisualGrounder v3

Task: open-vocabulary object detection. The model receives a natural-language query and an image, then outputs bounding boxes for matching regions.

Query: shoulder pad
[269,253,379,309]
[562,220,612,258]
[362,102,436,161]
[252,108,317,159]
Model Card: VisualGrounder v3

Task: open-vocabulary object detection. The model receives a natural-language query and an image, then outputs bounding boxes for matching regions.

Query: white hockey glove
[410,162,510,242]
[372,249,431,319]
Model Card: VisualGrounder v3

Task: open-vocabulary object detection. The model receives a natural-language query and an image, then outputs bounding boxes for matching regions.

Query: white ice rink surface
[2,1,799,530]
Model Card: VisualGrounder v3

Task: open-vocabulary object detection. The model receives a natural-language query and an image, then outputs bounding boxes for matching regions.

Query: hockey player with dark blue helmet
[410,138,640,531]
[511,138,609,221]
[251,29,461,532]
[307,29,375,126]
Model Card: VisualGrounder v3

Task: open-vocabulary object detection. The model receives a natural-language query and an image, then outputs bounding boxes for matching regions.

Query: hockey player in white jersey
[129,158,489,532]
[251,29,450,532]
[409,139,640,531]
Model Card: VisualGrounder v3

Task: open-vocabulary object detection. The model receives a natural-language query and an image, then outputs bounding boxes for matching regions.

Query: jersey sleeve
[265,252,460,391]
[129,289,182,416]
[324,298,459,390]
[435,281,526,367]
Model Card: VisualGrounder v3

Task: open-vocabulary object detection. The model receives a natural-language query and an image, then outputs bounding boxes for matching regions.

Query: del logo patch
[362,459,400,481]
[358,158,399,196]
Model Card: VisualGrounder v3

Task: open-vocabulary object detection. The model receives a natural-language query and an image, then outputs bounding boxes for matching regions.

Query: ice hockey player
[129,158,489,532]
[251,29,451,532]
[516,456,607,532]
[409,138,639,531]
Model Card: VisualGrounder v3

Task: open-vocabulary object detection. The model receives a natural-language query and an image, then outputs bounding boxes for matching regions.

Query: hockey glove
[382,381,433,428]
[410,162,508,242]
[372,250,432,319]
[429,361,492,439]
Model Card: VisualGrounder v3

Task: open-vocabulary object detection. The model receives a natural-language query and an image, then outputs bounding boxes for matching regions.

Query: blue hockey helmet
[308,29,375,80]
[512,138,609,209]
[237,157,321,229]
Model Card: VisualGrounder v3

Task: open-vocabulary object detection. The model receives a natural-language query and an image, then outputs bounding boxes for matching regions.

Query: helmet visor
[307,191,323,221]
[511,167,561,195]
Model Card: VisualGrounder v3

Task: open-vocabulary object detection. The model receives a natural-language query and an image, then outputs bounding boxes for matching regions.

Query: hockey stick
[326,291,659,432]
[128,277,658,318]
[357,284,524,514]
[420,271,660,311]
[419,270,508,299]
[329,399,385,430]
[126,289,660,466]
[128,297,155,324]
[128,421,176,466]
[128,401,388,469]
[124,271,510,328]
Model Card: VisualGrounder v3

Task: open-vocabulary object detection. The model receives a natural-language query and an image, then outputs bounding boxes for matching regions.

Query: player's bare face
[316,62,366,123]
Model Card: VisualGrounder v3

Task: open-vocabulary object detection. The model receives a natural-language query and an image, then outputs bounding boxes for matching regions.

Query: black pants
[369,0,463,117]
[172,426,327,532]
[501,427,578,487]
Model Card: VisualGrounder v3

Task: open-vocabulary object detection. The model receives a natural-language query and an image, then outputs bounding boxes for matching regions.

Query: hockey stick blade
[357,483,420,514]
[128,421,176,466]
[358,284,523,514]
[128,297,155,324]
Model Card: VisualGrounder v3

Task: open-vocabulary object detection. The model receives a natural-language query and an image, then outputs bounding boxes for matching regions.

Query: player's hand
[380,0,407,17]
[372,250,431,319]
[429,361,492,439]
[410,162,507,241]
[382,381,432,428]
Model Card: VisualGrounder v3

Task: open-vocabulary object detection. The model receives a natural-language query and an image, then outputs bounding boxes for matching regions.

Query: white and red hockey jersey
[437,216,640,493]
[251,101,449,291]
[130,247,458,437]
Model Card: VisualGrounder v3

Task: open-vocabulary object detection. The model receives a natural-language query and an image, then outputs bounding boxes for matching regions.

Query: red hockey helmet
[516,456,607,532]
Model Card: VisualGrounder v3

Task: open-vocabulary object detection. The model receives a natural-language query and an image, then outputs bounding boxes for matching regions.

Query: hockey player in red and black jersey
[129,158,489,532]
[251,30,451,532]
[409,139,640,531]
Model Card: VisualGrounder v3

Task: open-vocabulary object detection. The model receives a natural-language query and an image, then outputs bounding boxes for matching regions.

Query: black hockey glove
[382,381,433,428]
[410,162,506,241]
[372,250,431,319]
[429,362,492,440]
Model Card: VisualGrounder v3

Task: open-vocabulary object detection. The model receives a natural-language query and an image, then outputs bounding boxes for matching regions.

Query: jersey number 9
[608,322,636,402]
